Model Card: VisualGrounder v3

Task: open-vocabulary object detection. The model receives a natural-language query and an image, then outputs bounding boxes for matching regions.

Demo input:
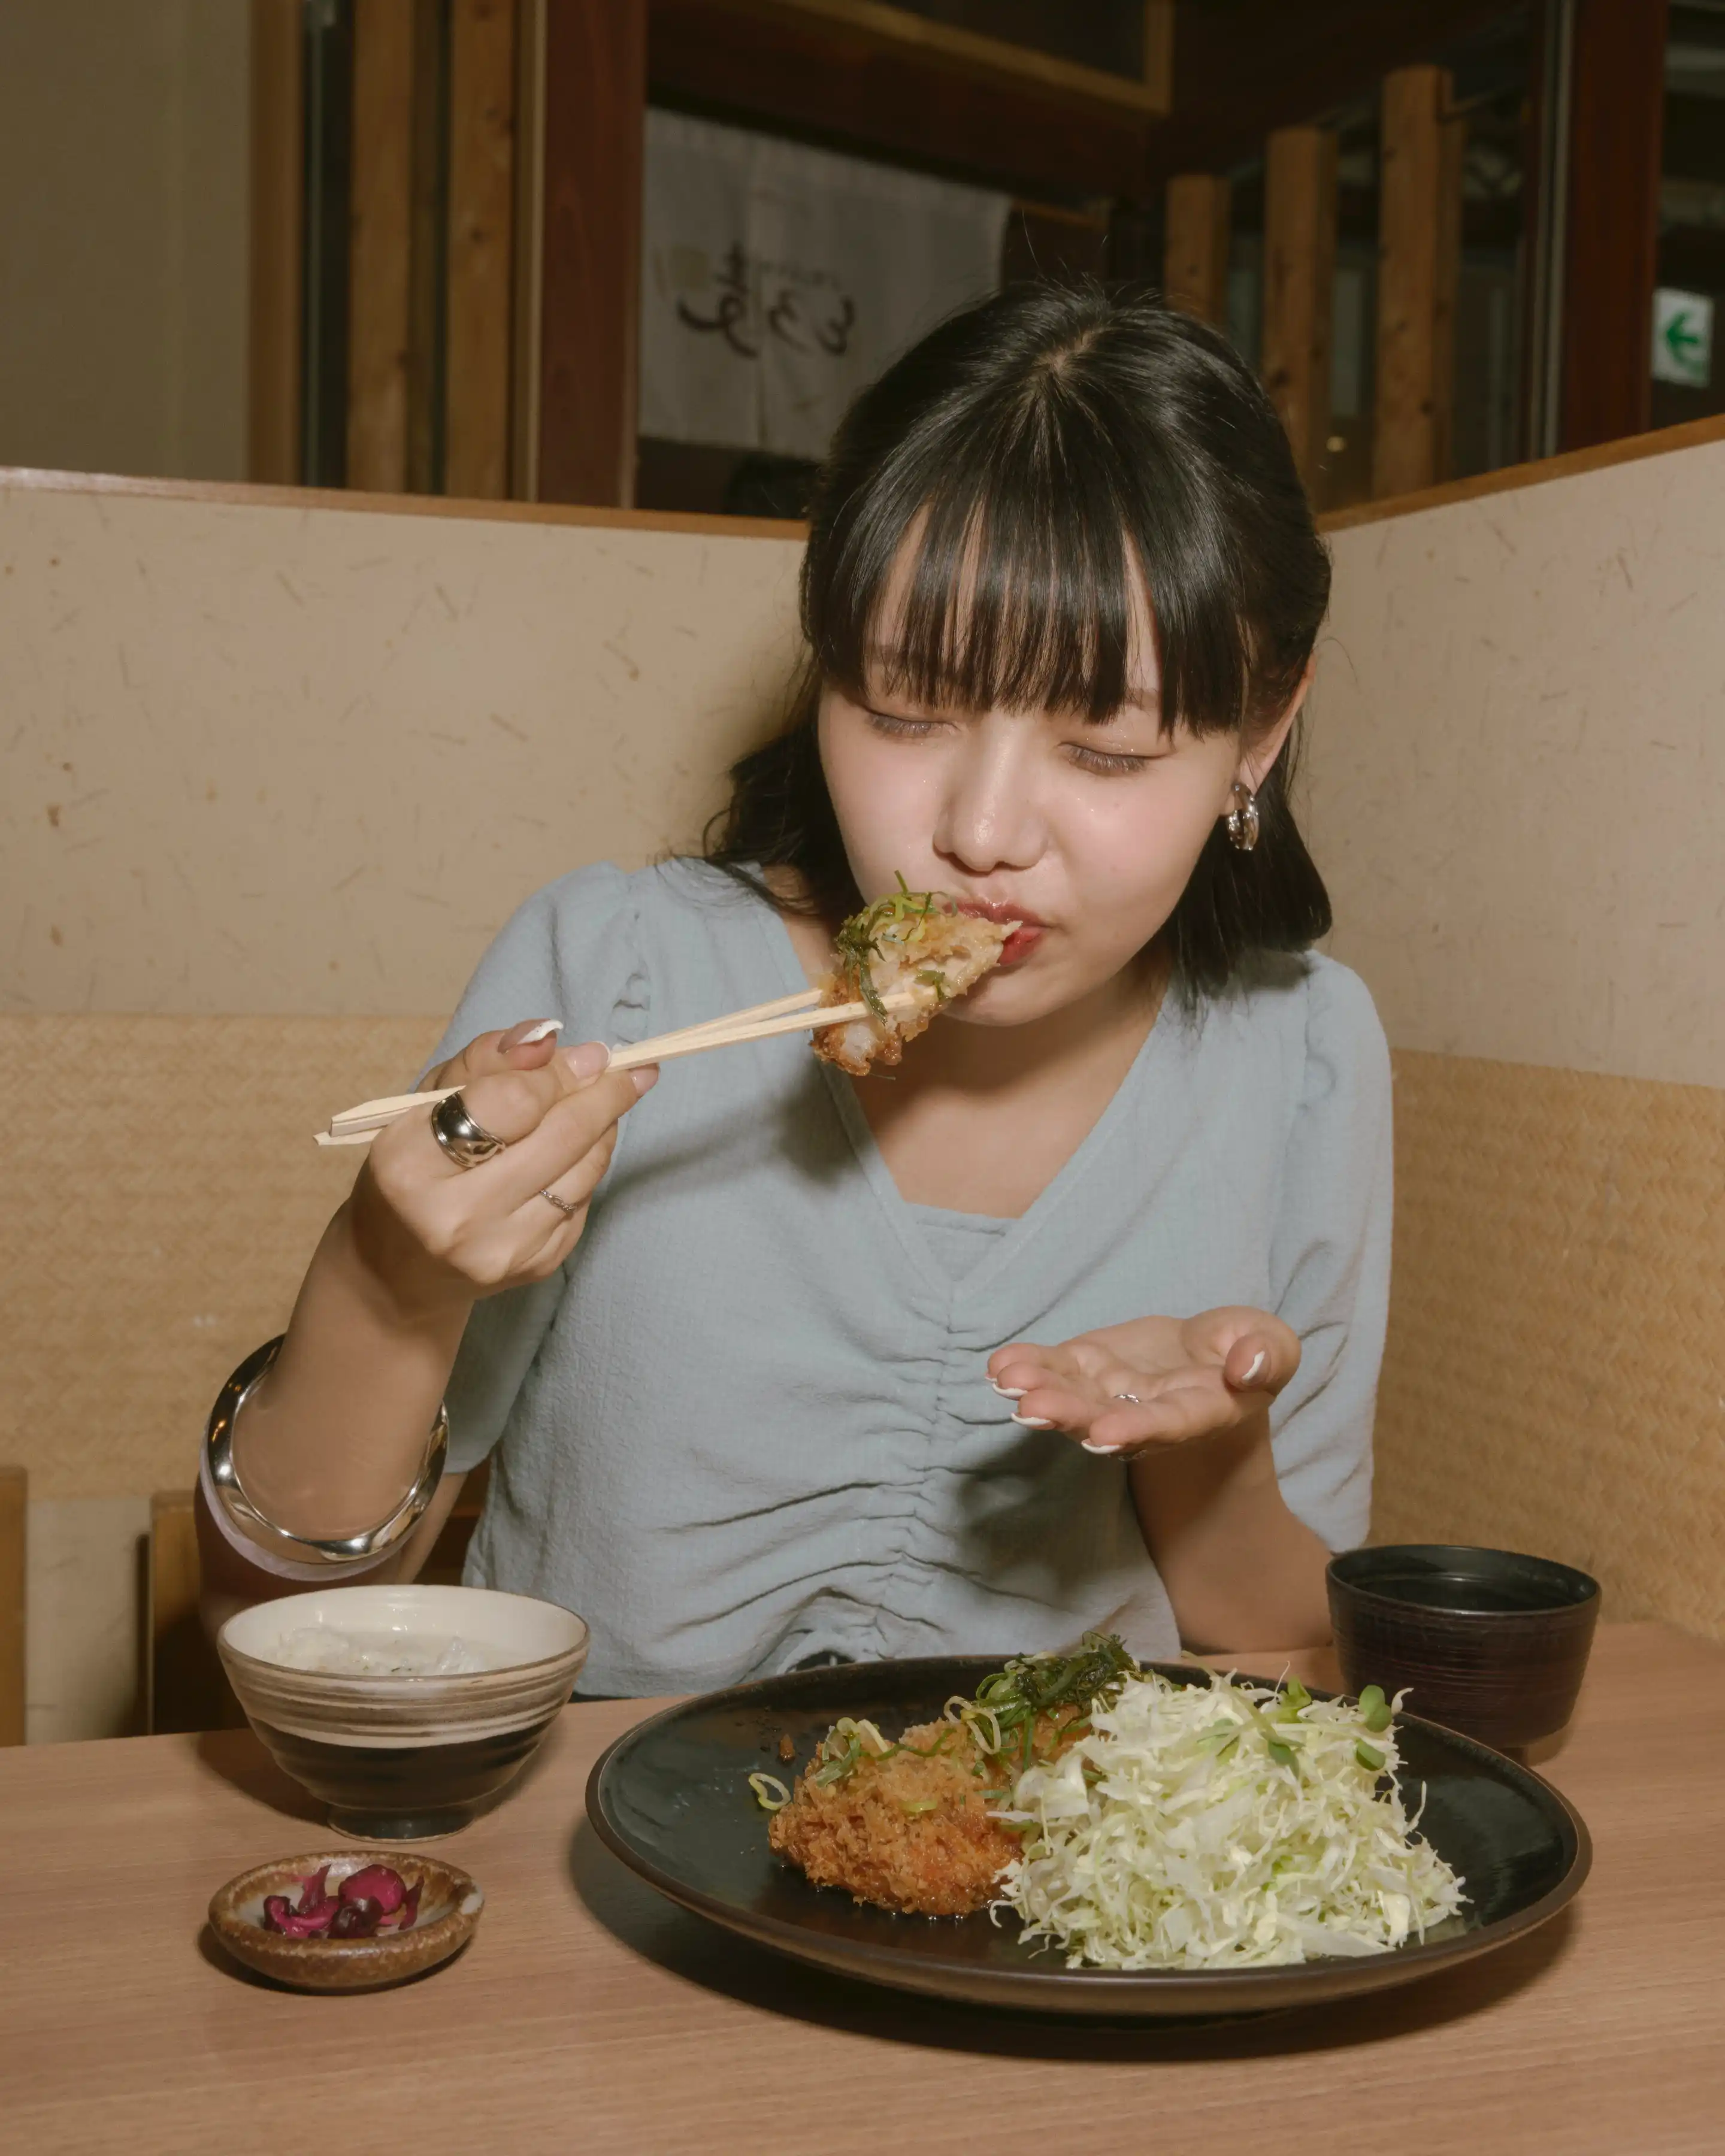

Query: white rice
[270,1627,501,1677]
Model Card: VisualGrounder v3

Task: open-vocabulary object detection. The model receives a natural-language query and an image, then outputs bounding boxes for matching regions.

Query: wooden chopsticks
[314,986,914,1146]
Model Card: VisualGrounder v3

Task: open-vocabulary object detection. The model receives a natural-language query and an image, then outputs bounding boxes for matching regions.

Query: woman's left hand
[987,1307,1300,1458]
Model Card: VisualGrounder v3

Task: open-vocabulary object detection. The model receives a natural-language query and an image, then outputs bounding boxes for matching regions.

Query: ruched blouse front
[434,859,1392,1696]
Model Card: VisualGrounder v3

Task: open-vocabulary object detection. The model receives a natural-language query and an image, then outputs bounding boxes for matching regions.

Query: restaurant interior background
[2,0,1723,1746]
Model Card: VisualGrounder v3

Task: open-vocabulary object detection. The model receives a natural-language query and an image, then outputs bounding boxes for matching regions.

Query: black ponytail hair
[706,281,1333,996]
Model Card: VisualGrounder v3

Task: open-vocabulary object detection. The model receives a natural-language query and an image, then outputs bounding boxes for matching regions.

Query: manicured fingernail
[561,1041,610,1081]
[501,1017,561,1050]
[989,1381,1027,1400]
[1240,1349,1267,1386]
[1010,1413,1054,1429]
[630,1065,658,1095]
[1081,1440,1120,1455]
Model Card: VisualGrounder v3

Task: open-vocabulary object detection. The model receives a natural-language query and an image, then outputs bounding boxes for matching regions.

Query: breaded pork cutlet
[812,882,1013,1077]
[766,1637,1141,1919]
[767,1716,1019,1918]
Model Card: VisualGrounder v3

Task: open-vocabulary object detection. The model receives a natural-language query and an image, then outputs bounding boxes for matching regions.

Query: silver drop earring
[1225,782,1260,853]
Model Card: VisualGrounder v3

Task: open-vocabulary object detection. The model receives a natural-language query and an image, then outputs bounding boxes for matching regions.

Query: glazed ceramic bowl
[1328,1543,1600,1752]
[219,1583,588,1838]
[208,1849,483,1991]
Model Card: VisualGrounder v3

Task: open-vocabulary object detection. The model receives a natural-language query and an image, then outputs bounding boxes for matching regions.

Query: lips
[955,897,1045,927]
[955,898,1046,967]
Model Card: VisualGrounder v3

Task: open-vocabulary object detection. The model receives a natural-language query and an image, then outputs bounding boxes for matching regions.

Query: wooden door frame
[1557,0,1669,451]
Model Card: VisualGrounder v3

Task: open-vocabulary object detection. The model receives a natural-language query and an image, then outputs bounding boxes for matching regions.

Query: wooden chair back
[1,1466,23,1745]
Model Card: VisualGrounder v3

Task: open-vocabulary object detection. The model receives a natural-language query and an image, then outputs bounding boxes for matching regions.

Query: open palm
[988,1306,1300,1458]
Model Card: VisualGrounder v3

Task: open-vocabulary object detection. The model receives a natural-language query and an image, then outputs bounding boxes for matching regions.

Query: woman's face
[818,576,1301,1028]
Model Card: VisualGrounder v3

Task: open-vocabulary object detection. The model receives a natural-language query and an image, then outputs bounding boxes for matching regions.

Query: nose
[931,722,1045,876]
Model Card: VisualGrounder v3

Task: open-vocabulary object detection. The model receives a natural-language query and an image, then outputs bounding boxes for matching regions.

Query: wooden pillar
[1373,65,1464,498]
[1560,0,1669,451]
[1164,173,1231,329]
[1261,125,1339,492]
[511,0,547,499]
[446,0,517,499]
[0,1466,23,1747]
[404,0,446,496]
[535,0,646,507]
[347,0,417,492]
[247,0,304,485]
[1142,1,1175,110]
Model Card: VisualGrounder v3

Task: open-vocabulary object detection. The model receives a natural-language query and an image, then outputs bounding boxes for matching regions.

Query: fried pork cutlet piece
[767,1717,1019,1917]
[764,1637,1141,1919]
[812,883,1013,1077]
[767,1706,1088,1918]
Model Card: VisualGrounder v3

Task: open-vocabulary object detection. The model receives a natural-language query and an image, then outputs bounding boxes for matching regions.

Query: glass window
[1654,4,1725,430]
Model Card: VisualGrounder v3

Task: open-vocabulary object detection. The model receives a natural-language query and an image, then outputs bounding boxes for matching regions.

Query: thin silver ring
[538,1185,580,1217]
[1113,1391,1142,1404]
[431,1091,507,1169]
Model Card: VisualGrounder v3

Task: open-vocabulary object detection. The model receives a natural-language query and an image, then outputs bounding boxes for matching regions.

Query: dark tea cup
[1327,1544,1600,1752]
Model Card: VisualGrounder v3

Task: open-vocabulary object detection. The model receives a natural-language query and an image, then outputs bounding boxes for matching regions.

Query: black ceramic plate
[586,1657,1590,2018]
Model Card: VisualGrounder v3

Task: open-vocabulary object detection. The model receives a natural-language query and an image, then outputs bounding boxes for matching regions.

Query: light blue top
[434,859,1393,1695]
[907,1204,1013,1282]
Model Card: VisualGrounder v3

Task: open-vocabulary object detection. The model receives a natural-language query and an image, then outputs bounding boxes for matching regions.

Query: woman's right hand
[345,1021,656,1315]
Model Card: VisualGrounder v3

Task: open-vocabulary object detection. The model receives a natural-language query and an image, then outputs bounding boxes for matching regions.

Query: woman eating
[199,284,1390,1692]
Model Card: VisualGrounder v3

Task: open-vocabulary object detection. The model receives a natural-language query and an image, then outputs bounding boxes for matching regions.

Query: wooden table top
[2,1622,1720,2156]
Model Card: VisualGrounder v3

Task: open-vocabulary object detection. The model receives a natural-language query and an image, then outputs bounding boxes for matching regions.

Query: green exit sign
[1653,289,1714,389]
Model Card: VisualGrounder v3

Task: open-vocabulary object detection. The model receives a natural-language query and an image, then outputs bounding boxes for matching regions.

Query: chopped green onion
[812,1737,863,1785]
[890,1730,955,1760]
[748,1772,791,1812]
[831,874,956,1021]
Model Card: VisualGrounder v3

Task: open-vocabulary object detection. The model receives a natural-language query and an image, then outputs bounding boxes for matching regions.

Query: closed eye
[865,708,947,740]
[1066,744,1152,776]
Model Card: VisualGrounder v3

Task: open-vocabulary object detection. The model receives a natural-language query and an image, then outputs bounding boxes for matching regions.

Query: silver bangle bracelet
[205,1337,449,1567]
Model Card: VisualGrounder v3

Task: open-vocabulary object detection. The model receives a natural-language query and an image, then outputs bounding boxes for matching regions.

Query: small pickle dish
[207,1849,484,1991]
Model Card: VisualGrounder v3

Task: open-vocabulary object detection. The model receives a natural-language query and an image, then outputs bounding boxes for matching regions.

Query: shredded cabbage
[994,1669,1464,1970]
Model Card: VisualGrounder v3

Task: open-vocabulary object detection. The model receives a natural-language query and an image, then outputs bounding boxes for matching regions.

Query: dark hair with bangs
[705,281,1333,995]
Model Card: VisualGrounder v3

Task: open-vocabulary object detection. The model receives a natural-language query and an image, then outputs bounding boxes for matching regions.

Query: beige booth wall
[4,423,1723,1736]
[2,477,804,1740]
[1305,421,1725,1648]
[2,478,806,1016]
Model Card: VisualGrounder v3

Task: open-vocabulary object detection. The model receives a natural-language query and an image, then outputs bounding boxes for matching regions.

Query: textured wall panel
[9,1015,1724,1643]
[1375,1050,1725,1638]
[0,1013,432,1500]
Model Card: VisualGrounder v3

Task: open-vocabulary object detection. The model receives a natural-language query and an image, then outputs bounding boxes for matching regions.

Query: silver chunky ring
[1113,1391,1142,1404]
[431,1091,507,1168]
[538,1185,579,1216]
